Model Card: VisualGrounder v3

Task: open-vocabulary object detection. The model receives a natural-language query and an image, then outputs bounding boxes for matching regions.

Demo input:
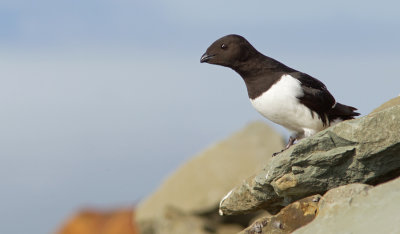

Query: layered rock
[135,97,400,233]
[294,178,400,234]
[135,122,285,233]
[220,104,400,215]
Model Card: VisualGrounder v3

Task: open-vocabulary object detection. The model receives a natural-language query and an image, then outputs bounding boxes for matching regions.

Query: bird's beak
[200,53,214,63]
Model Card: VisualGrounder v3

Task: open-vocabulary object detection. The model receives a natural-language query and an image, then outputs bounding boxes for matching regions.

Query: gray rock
[315,183,372,216]
[220,105,400,215]
[135,121,284,232]
[294,178,400,234]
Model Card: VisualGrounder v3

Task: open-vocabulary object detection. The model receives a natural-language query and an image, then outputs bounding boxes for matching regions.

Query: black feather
[290,72,336,126]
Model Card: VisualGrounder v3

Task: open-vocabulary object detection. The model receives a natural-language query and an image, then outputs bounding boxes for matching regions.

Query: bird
[200,34,360,156]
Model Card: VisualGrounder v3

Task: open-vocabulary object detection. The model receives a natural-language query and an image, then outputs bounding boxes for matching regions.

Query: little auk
[200,34,359,156]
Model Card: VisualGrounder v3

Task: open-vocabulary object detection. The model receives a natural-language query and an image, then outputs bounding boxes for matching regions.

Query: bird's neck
[232,54,287,78]
[231,55,294,99]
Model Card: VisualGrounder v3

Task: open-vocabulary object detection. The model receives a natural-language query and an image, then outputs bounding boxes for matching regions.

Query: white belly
[250,75,325,138]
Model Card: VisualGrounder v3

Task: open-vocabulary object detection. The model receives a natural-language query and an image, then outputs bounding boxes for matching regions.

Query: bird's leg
[285,136,296,149]
[272,136,297,157]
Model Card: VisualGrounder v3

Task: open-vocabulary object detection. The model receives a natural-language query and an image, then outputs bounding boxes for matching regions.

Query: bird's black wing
[290,72,336,126]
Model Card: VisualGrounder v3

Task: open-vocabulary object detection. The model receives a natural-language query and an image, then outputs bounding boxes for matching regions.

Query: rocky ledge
[219,99,400,216]
[135,96,400,234]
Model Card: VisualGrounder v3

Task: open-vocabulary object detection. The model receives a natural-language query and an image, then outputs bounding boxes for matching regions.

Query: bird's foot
[272,136,297,157]
[272,149,285,157]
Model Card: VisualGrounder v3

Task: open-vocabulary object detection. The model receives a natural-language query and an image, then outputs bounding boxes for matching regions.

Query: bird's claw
[272,149,284,157]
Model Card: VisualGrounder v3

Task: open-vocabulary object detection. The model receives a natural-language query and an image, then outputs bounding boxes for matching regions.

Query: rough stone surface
[371,96,400,114]
[294,178,400,234]
[239,195,320,234]
[135,122,284,233]
[316,183,372,217]
[220,105,400,215]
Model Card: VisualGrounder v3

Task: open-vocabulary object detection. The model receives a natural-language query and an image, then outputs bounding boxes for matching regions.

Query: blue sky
[1,1,399,234]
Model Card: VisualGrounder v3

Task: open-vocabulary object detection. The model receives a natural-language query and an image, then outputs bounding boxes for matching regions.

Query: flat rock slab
[294,178,400,234]
[220,105,400,215]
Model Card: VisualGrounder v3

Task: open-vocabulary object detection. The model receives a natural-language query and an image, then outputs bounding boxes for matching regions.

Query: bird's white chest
[250,75,324,137]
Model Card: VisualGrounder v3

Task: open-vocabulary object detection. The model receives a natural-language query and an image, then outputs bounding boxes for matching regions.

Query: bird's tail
[328,102,360,122]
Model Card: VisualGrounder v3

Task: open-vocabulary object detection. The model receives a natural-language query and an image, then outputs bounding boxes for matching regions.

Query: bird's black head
[200,34,257,68]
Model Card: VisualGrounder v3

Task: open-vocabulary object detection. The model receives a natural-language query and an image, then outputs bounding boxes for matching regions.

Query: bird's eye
[221,44,227,49]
